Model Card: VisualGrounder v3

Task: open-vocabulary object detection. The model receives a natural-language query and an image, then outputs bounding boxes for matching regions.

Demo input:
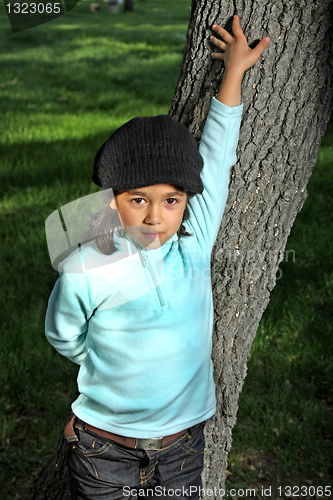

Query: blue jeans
[68,419,205,500]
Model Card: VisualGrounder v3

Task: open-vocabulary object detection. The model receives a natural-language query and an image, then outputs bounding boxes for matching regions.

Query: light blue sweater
[45,98,243,438]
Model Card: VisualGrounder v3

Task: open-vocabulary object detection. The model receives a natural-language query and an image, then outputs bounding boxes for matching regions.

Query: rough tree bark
[32,0,333,498]
[169,0,333,496]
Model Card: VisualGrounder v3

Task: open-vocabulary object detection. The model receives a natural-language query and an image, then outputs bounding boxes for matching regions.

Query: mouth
[141,231,163,238]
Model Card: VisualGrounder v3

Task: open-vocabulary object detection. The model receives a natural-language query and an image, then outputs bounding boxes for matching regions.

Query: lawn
[0,0,332,498]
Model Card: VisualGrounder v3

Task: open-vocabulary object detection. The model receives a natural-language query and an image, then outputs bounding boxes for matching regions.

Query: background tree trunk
[32,0,333,498]
[124,0,134,12]
[169,0,333,496]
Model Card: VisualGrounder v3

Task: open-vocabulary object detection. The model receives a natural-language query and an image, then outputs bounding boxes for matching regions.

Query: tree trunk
[124,0,134,12]
[169,0,333,496]
[32,0,333,498]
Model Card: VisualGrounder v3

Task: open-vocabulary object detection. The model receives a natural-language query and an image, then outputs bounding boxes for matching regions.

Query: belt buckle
[135,437,163,450]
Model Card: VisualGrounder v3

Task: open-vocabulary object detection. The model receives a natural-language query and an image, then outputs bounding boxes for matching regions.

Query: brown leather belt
[65,415,189,450]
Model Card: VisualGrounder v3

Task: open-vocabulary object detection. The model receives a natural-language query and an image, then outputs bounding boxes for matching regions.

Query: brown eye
[165,198,178,205]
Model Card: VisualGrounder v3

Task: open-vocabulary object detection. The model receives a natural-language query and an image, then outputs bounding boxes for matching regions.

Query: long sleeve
[45,272,92,365]
[187,97,243,251]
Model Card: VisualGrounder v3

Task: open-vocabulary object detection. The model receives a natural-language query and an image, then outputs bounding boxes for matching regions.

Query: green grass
[0,1,332,498]
[0,1,191,497]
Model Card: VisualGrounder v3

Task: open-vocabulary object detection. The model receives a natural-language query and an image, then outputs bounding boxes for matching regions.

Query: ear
[110,198,117,210]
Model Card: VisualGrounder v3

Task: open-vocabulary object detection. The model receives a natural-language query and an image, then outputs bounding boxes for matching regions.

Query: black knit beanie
[92,115,204,194]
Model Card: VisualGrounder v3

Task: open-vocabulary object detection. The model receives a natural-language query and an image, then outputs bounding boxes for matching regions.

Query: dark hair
[85,188,195,256]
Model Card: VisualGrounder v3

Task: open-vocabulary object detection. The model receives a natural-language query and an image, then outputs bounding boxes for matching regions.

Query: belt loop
[75,418,85,431]
[188,425,196,439]
[188,421,205,439]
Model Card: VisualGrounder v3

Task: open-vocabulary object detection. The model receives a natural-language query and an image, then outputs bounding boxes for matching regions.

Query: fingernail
[212,24,217,29]
[264,36,270,42]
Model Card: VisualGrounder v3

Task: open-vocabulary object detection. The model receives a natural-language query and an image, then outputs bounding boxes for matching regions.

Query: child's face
[111,184,187,248]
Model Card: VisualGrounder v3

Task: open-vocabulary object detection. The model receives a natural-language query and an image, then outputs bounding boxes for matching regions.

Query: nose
[144,205,162,225]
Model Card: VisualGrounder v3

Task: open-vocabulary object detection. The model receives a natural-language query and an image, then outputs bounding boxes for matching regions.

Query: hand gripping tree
[32,1,333,498]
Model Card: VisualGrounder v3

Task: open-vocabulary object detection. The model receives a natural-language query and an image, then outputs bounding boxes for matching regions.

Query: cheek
[171,207,186,228]
[117,205,140,228]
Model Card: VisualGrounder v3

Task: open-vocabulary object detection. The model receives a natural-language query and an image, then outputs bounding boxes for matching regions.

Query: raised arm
[186,16,269,250]
[211,15,270,106]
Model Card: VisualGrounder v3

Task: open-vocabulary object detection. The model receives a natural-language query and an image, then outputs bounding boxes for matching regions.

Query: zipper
[140,248,165,308]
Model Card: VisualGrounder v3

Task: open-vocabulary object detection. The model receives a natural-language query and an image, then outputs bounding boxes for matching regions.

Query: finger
[212,23,233,43]
[232,15,245,40]
[211,52,225,60]
[251,36,270,60]
[210,35,227,51]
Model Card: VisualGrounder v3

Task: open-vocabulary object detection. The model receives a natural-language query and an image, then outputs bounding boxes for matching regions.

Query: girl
[46,17,269,500]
